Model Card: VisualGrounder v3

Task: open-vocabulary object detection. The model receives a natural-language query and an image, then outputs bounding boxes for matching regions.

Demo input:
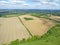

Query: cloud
[0,0,60,9]
[0,0,26,4]
[0,1,9,5]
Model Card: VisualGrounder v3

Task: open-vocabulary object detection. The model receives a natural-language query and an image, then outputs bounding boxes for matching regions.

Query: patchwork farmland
[0,15,56,45]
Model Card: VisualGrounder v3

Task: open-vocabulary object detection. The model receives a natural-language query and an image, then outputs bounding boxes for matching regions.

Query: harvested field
[19,15,56,36]
[50,16,60,22]
[0,17,30,45]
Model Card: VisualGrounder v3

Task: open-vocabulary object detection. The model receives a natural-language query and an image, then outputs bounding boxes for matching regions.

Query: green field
[24,17,34,20]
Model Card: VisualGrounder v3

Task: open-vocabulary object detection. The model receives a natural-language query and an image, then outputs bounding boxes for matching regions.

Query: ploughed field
[0,15,56,45]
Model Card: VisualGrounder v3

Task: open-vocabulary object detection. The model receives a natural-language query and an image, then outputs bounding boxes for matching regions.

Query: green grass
[31,13,50,18]
[4,23,60,45]
[0,13,23,18]
[24,17,34,20]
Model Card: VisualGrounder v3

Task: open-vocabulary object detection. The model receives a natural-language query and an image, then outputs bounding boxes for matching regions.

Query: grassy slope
[19,23,60,45]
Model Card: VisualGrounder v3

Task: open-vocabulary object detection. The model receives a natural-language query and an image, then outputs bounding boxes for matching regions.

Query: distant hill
[0,9,60,17]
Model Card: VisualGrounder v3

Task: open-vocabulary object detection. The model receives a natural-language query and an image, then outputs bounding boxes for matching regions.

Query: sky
[0,0,60,9]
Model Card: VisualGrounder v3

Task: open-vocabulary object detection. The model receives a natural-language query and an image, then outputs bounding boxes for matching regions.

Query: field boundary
[17,16,33,36]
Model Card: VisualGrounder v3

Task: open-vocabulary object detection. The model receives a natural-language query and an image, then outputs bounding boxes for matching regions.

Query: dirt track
[0,17,30,45]
[19,15,55,36]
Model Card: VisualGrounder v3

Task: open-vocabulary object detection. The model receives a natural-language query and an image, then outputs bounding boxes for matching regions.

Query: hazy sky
[0,0,60,9]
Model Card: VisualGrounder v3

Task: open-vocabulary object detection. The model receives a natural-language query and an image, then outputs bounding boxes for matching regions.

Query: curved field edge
[3,23,60,45]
